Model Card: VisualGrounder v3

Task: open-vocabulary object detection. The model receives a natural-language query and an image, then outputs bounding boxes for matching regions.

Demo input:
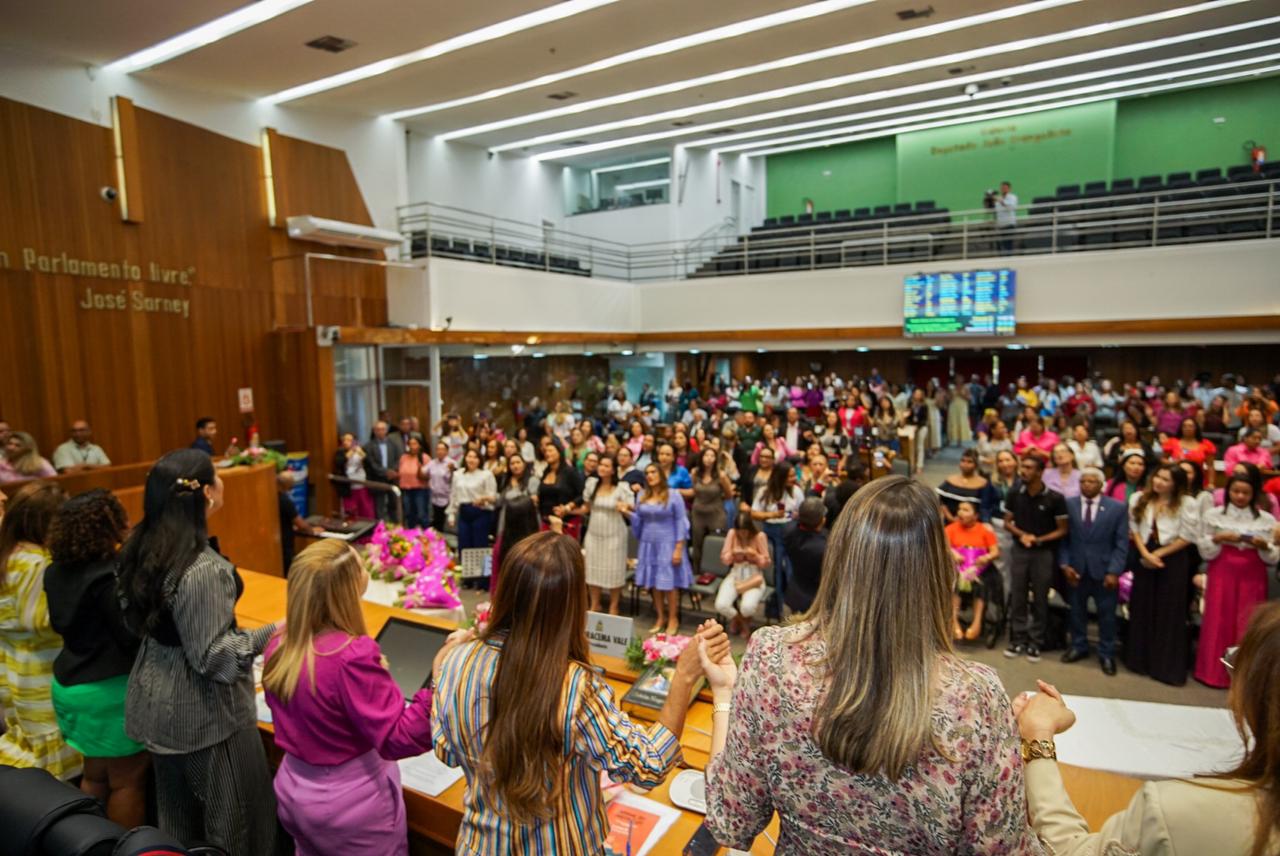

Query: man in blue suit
[1058,467,1130,675]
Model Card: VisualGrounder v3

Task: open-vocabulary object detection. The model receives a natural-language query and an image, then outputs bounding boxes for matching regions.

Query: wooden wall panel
[0,96,386,477]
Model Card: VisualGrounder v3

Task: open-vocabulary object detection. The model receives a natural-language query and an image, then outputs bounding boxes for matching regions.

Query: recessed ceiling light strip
[694,32,1280,150]
[386,0,879,122]
[736,64,1280,157]
[528,8,1274,161]
[106,0,317,73]
[442,0,1085,141]
[263,0,621,104]
[712,47,1280,153]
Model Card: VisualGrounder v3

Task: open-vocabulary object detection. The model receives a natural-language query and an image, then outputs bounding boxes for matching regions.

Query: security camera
[100,186,118,202]
[963,83,981,98]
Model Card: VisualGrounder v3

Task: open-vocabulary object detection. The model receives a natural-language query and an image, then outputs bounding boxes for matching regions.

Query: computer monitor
[374,617,451,700]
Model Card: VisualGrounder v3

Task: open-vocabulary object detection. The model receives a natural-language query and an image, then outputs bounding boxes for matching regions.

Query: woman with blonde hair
[1018,600,1280,854]
[431,532,729,853]
[0,431,56,483]
[701,476,1041,853]
[264,540,468,855]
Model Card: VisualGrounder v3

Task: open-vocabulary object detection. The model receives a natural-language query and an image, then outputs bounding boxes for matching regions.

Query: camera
[983,188,997,209]
[100,186,118,202]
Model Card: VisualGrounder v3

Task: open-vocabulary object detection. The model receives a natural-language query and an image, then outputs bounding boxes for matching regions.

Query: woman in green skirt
[44,489,149,826]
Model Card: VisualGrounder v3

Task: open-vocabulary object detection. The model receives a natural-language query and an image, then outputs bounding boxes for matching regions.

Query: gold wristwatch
[1021,738,1057,762]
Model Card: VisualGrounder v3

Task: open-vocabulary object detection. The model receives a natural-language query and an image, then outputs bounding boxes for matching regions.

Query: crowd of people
[0,366,1278,854]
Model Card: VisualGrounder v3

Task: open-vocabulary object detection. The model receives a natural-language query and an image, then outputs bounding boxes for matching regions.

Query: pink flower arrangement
[463,602,492,633]
[366,522,462,610]
[642,633,691,664]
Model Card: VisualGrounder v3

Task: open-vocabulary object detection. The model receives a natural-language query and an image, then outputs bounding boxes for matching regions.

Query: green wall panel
[762,77,1280,218]
[896,101,1115,214]
[764,136,896,218]
[1112,76,1280,180]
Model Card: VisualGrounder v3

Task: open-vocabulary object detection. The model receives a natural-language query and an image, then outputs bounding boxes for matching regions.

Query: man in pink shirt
[1224,428,1275,472]
[1014,414,1059,463]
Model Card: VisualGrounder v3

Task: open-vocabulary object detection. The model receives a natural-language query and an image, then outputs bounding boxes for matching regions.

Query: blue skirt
[634,537,693,591]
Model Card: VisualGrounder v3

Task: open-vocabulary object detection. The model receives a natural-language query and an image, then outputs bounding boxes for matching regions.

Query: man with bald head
[52,420,111,472]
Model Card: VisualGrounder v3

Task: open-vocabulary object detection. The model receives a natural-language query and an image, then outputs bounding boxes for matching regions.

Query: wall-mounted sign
[0,247,196,286]
[78,286,190,318]
[238,387,255,414]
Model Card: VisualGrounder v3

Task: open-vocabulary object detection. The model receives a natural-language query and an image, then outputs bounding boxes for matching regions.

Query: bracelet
[712,703,732,715]
[1020,738,1056,762]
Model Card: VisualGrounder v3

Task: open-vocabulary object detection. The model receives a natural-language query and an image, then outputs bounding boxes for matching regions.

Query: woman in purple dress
[632,463,693,636]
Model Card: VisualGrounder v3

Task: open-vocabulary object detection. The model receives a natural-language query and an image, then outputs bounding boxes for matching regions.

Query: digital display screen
[374,617,450,700]
[903,269,1016,336]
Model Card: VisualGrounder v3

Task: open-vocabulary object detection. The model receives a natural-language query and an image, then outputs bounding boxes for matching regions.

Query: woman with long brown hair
[1017,600,1280,854]
[263,540,468,855]
[431,532,729,853]
[701,476,1040,852]
[1124,463,1199,685]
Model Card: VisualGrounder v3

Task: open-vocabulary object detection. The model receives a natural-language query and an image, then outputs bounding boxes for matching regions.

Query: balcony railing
[397,179,1277,282]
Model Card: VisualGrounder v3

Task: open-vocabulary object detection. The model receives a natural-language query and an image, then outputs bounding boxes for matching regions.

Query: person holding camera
[993,180,1018,254]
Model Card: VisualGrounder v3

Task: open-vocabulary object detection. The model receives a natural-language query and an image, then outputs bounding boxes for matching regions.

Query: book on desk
[622,661,705,720]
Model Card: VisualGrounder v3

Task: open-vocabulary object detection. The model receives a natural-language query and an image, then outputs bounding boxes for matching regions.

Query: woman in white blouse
[447,449,498,589]
[1194,474,1280,687]
[1124,464,1200,686]
[1065,423,1103,470]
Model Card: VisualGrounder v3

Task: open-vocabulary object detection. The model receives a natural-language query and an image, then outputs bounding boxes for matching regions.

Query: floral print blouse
[705,623,1044,855]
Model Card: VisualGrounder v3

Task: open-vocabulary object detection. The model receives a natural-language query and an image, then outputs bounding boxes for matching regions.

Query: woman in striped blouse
[118,450,281,856]
[432,531,730,855]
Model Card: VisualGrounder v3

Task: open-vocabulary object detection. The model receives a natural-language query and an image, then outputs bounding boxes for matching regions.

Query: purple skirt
[275,750,408,856]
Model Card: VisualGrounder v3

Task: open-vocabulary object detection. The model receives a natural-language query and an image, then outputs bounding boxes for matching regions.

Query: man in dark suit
[1058,467,1130,675]
[783,497,827,614]
[366,420,403,520]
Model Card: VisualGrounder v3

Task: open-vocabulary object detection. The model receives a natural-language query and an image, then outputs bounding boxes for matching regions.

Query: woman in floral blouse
[700,475,1043,854]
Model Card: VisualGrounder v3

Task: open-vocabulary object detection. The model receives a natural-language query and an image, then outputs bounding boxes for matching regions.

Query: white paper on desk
[398,753,464,797]
[255,692,273,724]
[609,790,681,856]
[317,530,356,540]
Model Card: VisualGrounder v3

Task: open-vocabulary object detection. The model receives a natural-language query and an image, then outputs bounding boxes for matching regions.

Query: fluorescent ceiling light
[701,34,1280,150]
[106,0,315,73]
[737,64,1280,157]
[388,0,878,121]
[715,50,1280,153]
[613,178,671,191]
[591,157,670,175]
[264,0,620,104]
[445,0,1083,142]
[531,7,1272,161]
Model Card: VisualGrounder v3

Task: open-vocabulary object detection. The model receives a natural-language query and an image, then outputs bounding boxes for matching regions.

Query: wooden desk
[237,570,1141,852]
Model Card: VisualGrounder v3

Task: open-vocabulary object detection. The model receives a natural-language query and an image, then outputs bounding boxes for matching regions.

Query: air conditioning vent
[546,90,578,101]
[948,64,977,75]
[566,140,589,146]
[896,5,935,20]
[705,127,737,136]
[305,35,357,53]
[672,120,696,127]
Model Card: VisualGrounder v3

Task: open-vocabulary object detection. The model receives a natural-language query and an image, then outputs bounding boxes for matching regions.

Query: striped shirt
[432,637,682,855]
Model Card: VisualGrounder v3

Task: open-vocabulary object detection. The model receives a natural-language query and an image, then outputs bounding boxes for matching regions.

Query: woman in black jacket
[44,489,148,826]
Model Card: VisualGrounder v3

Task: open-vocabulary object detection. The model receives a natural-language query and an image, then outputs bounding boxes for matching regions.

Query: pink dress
[705,624,1044,854]
[264,631,433,856]
[1194,506,1280,688]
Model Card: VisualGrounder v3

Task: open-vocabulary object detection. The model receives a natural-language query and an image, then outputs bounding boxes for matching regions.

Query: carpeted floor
[452,444,1228,710]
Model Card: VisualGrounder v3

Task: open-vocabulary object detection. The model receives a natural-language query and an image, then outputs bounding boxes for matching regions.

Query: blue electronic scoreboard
[903,269,1016,336]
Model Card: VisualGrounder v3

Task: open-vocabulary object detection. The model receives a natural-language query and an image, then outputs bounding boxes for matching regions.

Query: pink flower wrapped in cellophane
[365,522,462,610]
[641,633,691,665]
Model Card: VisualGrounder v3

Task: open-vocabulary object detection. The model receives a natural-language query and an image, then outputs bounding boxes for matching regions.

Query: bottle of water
[873,447,886,470]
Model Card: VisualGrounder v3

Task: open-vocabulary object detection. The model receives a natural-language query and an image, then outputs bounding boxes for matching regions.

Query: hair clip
[175,477,202,491]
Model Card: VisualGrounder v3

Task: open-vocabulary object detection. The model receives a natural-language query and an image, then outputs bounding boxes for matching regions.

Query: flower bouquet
[228,444,288,472]
[461,602,492,633]
[364,522,462,610]
[624,633,692,672]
